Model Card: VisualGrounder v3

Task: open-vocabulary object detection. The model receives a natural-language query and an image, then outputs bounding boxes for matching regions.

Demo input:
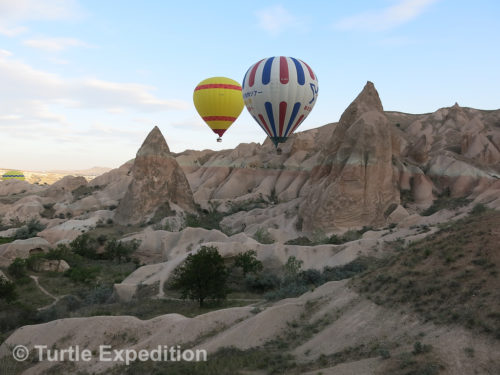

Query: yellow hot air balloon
[193,77,244,142]
[2,170,25,181]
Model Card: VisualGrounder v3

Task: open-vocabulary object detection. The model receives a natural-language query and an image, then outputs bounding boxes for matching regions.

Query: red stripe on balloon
[195,84,241,91]
[249,59,264,87]
[280,57,289,84]
[290,114,305,135]
[279,101,287,136]
[212,129,226,137]
[301,60,315,80]
[258,114,272,137]
[202,116,237,122]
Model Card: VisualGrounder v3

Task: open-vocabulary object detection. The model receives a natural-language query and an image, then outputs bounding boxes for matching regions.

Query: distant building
[1,170,25,181]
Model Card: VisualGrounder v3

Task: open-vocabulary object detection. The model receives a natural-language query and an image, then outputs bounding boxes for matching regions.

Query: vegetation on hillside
[353,205,500,339]
[285,226,373,246]
[170,246,229,307]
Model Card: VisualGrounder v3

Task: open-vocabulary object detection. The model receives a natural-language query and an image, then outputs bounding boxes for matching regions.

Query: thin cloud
[255,5,302,36]
[23,37,91,52]
[0,55,188,120]
[0,0,81,36]
[0,49,13,57]
[0,25,27,36]
[336,0,439,31]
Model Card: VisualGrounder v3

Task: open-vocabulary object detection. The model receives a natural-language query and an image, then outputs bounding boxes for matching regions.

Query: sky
[1,0,499,171]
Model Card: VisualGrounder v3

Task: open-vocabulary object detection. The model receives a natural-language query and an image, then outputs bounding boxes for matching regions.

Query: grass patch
[285,227,373,246]
[114,346,296,375]
[0,237,14,245]
[421,194,471,216]
[253,228,275,244]
[74,298,252,320]
[353,208,500,339]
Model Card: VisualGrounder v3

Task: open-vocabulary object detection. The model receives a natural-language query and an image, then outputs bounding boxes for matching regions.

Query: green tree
[170,246,228,307]
[70,234,98,259]
[283,256,303,282]
[104,239,138,263]
[14,218,46,239]
[233,250,263,277]
[0,276,17,302]
[8,257,27,279]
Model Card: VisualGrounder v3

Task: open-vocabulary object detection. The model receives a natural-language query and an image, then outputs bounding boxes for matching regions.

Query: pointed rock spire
[136,126,170,157]
[115,126,195,225]
[338,81,384,127]
[298,81,399,231]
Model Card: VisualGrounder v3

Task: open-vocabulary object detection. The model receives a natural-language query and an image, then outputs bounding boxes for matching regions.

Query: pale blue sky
[1,0,499,170]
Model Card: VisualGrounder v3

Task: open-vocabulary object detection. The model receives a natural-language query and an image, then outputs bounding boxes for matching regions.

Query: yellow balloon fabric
[193,77,244,139]
[1,170,25,181]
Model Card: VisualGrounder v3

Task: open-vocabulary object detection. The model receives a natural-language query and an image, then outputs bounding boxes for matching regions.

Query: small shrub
[264,281,308,301]
[250,307,262,314]
[412,341,432,355]
[104,239,139,263]
[322,258,370,281]
[233,250,263,276]
[300,269,324,286]
[285,236,313,246]
[470,203,487,215]
[422,196,471,216]
[70,234,99,259]
[97,234,108,245]
[283,256,303,282]
[253,228,275,244]
[245,273,280,292]
[84,284,114,305]
[14,219,46,239]
[0,276,17,302]
[65,265,99,283]
[8,258,27,279]
[379,348,391,359]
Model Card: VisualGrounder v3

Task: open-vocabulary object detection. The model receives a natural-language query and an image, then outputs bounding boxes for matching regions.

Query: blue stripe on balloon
[252,115,271,137]
[284,102,301,136]
[262,57,274,85]
[265,102,277,137]
[290,57,305,85]
[242,69,248,89]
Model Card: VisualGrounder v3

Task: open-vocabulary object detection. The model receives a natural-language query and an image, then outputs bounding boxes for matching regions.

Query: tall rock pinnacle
[115,126,195,225]
[298,81,399,231]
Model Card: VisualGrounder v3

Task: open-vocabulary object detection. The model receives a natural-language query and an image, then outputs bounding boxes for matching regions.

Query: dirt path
[30,275,63,311]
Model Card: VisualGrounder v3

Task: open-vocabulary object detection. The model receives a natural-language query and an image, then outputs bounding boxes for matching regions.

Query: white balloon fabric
[242,56,318,147]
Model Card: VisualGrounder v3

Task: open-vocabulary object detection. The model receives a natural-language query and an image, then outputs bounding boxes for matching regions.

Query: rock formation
[114,126,195,225]
[298,81,399,231]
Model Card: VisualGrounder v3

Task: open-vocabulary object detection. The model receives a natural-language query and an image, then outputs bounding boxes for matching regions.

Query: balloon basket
[216,137,222,143]
[276,148,282,155]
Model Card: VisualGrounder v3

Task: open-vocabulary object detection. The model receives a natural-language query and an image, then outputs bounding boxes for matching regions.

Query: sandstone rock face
[0,195,45,223]
[0,180,43,196]
[43,176,87,200]
[0,237,51,267]
[34,259,70,272]
[114,126,195,225]
[298,82,400,232]
[37,210,114,244]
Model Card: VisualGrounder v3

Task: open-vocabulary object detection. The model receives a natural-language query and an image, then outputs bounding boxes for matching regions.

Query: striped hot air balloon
[193,77,244,142]
[242,56,318,149]
[1,170,25,181]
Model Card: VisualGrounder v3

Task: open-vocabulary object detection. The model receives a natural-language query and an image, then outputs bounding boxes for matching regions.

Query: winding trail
[30,275,64,311]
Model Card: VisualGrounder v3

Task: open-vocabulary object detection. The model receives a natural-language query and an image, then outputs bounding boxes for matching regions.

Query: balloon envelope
[241,56,318,147]
[193,77,244,141]
[1,170,25,181]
